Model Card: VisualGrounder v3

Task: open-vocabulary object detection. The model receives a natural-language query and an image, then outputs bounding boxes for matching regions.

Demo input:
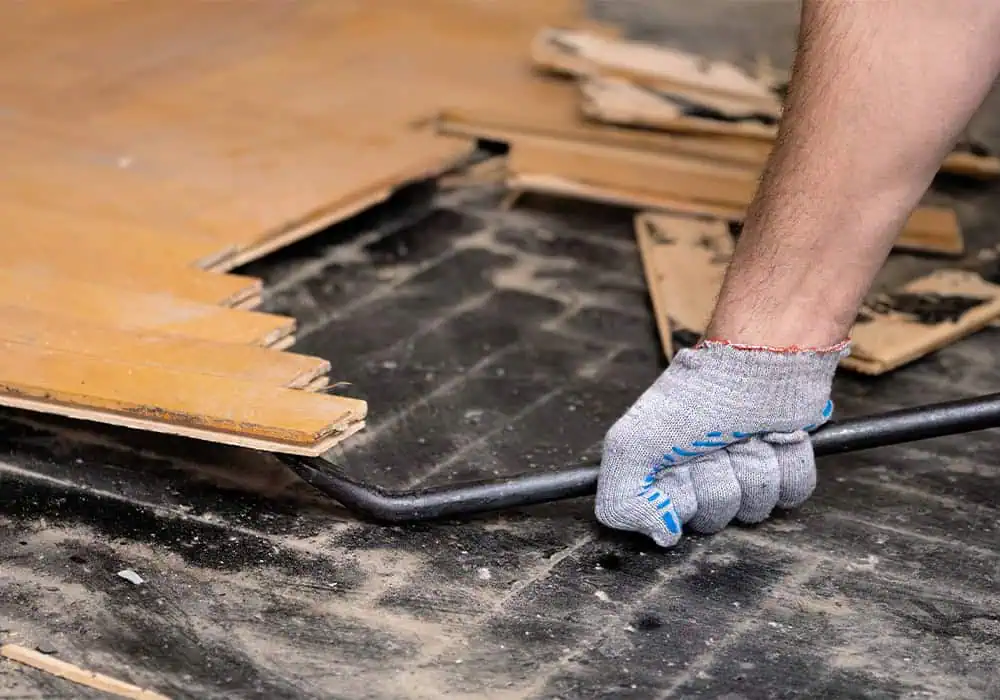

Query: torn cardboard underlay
[635,212,1000,375]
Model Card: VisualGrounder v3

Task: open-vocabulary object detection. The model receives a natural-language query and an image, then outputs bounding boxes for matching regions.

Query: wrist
[704,303,852,350]
[705,262,860,349]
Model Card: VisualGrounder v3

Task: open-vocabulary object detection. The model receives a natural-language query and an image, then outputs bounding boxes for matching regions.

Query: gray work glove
[595,340,848,547]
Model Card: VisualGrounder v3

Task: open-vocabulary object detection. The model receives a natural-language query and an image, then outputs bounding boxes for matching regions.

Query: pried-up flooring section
[0,0,593,454]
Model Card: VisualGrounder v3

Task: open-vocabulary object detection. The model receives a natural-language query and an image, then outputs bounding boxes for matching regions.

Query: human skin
[704,0,1000,350]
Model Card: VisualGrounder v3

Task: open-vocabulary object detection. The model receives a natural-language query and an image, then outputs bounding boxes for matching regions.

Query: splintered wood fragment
[0,306,329,390]
[896,207,965,256]
[532,28,781,116]
[0,341,367,454]
[1,644,172,700]
[633,212,734,359]
[579,77,1000,179]
[580,77,778,141]
[940,150,1000,178]
[507,137,964,255]
[0,268,295,348]
[843,269,1000,374]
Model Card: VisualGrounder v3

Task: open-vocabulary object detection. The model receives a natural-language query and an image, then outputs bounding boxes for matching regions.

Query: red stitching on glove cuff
[694,337,851,355]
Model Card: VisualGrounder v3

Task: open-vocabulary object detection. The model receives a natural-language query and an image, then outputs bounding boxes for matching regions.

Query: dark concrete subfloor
[3,2,1000,698]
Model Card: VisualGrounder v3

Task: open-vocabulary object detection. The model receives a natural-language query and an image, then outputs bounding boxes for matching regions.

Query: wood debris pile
[437,24,1000,375]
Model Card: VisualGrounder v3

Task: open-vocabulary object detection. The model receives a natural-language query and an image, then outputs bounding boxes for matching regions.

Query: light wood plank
[0,223,261,305]
[1,644,171,700]
[0,268,294,347]
[0,341,366,451]
[508,137,965,256]
[0,306,329,390]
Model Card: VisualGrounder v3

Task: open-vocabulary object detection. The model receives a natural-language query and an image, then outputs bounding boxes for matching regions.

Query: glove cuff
[660,337,851,433]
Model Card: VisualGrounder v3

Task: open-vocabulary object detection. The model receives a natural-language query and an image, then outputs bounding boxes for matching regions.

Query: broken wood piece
[0,341,367,455]
[508,134,758,207]
[579,77,1000,179]
[635,213,1000,375]
[580,76,779,141]
[441,105,1000,181]
[844,269,1000,374]
[532,28,781,117]
[0,268,295,348]
[633,212,734,359]
[939,149,1000,179]
[1,644,172,700]
[897,207,965,256]
[508,137,965,255]
[0,306,330,390]
[436,109,776,168]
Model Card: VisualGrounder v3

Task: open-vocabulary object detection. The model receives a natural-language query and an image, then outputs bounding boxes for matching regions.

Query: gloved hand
[595,339,849,547]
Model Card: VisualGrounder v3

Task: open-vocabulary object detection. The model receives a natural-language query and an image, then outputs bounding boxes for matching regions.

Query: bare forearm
[706,0,1000,348]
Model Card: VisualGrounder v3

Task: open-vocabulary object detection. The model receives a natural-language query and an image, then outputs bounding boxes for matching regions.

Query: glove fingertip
[773,440,818,509]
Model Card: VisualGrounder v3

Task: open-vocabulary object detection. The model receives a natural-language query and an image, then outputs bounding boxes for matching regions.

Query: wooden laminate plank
[579,77,1000,178]
[0,306,329,390]
[0,341,366,453]
[0,192,235,269]
[508,172,744,220]
[508,137,965,256]
[1,644,171,700]
[533,27,782,117]
[0,268,294,348]
[0,0,577,265]
[0,226,261,306]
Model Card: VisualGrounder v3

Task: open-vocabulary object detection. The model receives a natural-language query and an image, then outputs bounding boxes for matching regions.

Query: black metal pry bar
[278,392,1000,524]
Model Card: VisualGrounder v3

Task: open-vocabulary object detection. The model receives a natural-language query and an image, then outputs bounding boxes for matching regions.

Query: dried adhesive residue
[860,292,988,326]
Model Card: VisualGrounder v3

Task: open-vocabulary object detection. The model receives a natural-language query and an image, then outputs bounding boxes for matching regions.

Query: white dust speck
[117,569,144,585]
